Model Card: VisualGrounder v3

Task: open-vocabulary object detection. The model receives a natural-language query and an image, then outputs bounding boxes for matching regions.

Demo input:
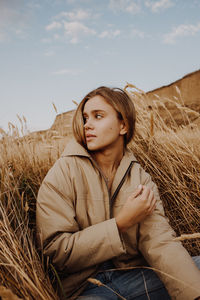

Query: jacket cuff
[106,218,126,256]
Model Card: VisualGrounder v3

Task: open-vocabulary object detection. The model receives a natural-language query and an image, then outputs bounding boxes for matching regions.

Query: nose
[84,118,94,130]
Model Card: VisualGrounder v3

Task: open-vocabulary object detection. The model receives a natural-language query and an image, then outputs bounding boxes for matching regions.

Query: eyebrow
[83,109,106,115]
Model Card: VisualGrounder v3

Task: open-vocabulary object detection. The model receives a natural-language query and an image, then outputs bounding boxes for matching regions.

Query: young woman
[36,87,200,300]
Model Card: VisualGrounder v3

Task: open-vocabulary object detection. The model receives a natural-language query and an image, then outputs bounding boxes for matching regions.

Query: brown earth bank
[147,69,200,107]
[47,69,200,136]
[9,69,199,142]
[146,69,200,127]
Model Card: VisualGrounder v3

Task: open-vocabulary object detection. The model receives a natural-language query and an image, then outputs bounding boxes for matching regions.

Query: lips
[86,133,96,141]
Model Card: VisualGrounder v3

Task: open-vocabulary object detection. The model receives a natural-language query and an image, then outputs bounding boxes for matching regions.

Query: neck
[91,141,125,173]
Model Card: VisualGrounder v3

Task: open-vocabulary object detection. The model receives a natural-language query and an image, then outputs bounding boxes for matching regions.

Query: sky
[1,0,200,133]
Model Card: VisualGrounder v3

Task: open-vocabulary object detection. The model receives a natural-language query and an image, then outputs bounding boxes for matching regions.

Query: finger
[143,193,154,215]
[141,185,151,199]
[149,202,156,215]
[148,190,154,203]
[131,184,143,198]
[148,197,157,214]
[152,201,156,211]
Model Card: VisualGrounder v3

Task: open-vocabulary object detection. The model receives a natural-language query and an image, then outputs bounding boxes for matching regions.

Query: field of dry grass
[0,86,200,299]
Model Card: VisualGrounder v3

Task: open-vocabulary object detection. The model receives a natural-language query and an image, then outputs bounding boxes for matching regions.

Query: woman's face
[83,95,127,152]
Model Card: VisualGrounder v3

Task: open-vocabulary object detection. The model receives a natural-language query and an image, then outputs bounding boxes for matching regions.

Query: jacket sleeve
[36,159,126,274]
[138,169,200,300]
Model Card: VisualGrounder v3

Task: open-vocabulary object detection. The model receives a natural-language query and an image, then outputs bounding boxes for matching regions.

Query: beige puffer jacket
[36,139,200,299]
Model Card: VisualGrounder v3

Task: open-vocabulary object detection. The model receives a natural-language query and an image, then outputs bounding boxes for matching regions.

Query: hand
[115,184,156,232]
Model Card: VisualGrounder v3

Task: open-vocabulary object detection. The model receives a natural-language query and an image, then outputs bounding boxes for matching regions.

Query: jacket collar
[61,139,138,198]
[61,138,138,162]
[61,138,90,158]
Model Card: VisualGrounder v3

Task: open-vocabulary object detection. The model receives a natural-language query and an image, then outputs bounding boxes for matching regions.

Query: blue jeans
[77,256,200,300]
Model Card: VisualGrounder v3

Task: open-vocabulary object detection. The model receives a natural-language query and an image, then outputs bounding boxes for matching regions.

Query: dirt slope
[147,69,200,111]
[47,69,200,135]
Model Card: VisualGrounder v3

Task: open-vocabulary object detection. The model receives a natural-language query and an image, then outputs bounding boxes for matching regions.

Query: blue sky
[1,0,200,133]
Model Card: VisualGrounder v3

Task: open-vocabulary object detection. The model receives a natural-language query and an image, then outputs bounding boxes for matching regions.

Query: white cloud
[55,9,90,21]
[53,33,61,40]
[131,28,145,38]
[99,29,121,38]
[126,1,141,13]
[45,8,97,44]
[46,21,62,31]
[109,0,141,14]
[63,21,96,44]
[0,0,29,42]
[145,0,174,13]
[0,1,19,27]
[163,22,200,44]
[52,69,82,76]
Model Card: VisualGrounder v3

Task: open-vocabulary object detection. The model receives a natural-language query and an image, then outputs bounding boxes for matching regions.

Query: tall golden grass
[126,84,200,254]
[0,87,199,299]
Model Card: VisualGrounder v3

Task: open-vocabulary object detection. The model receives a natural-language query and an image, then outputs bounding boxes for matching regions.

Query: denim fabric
[77,256,200,300]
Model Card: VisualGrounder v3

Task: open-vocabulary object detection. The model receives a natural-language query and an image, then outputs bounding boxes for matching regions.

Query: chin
[86,142,102,151]
[87,143,112,153]
[87,145,99,151]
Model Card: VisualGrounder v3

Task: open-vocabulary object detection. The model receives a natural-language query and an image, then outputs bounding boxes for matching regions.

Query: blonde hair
[72,86,136,148]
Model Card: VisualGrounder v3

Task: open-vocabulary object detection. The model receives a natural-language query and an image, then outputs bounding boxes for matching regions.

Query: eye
[95,113,103,119]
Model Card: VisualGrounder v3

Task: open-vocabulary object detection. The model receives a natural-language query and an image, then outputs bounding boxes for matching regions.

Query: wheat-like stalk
[174,233,200,241]
[87,278,126,300]
[0,84,199,298]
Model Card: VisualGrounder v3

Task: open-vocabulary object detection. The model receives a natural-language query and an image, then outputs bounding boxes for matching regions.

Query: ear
[119,121,127,135]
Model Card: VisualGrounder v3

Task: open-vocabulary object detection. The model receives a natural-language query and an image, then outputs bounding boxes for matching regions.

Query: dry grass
[87,278,126,299]
[0,123,69,299]
[0,285,22,300]
[125,84,200,254]
[0,86,200,298]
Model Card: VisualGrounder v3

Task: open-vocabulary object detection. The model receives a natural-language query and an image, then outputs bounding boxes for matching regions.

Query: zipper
[84,157,138,283]
[109,161,137,218]
[88,156,138,218]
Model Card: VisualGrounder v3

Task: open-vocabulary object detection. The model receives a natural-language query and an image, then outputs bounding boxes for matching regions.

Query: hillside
[147,69,200,109]
[50,109,75,136]
[27,69,199,139]
[146,69,200,126]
